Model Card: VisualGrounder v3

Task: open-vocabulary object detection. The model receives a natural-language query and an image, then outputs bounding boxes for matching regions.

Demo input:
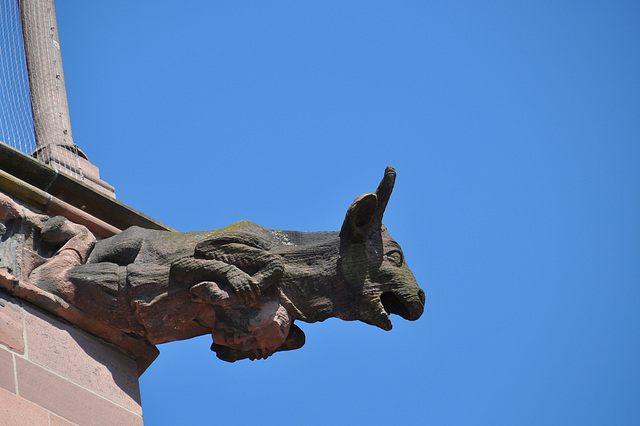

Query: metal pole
[18,0,74,152]
[17,0,115,197]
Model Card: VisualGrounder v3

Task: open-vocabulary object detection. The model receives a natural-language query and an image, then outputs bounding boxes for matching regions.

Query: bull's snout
[380,286,425,322]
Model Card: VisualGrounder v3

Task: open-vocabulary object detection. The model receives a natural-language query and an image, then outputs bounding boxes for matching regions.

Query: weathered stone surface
[0,387,50,426]
[0,347,16,393]
[49,413,78,426]
[0,167,425,362]
[0,293,24,354]
[24,304,142,414]
[15,357,143,426]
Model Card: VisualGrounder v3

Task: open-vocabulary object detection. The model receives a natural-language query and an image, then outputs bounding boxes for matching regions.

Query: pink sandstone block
[0,347,16,393]
[0,294,24,354]
[50,413,79,426]
[0,387,50,426]
[23,304,142,414]
[16,357,143,426]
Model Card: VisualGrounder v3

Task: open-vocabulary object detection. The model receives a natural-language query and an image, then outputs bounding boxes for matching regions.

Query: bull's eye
[386,250,403,267]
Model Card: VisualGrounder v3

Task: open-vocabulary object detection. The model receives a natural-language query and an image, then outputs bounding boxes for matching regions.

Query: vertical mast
[18,0,115,197]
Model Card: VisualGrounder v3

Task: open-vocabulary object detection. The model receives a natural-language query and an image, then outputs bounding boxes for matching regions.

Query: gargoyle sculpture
[0,167,424,362]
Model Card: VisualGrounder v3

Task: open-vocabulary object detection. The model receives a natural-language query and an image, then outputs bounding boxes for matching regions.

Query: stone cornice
[0,143,173,233]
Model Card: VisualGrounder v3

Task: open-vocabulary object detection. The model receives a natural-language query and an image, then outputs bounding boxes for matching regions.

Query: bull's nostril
[418,289,425,305]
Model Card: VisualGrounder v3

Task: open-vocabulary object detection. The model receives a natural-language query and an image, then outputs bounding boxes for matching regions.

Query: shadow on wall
[22,302,142,412]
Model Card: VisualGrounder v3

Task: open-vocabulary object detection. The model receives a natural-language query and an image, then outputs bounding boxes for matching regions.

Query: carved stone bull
[4,167,425,362]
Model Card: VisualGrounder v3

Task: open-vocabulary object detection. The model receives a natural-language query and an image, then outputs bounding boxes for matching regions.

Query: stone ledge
[0,143,173,233]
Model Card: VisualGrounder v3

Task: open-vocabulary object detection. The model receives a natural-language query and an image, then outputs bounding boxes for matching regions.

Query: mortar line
[21,300,28,359]
[18,304,143,415]
[18,357,143,417]
[12,352,19,396]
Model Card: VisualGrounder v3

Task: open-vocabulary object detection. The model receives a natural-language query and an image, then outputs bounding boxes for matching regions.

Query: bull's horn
[372,166,396,224]
[340,167,396,242]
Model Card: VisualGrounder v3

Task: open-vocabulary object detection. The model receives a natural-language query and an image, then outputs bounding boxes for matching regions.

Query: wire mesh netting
[1,0,91,184]
[0,0,36,155]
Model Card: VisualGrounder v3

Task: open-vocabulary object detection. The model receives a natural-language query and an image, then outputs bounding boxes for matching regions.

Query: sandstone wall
[0,291,143,426]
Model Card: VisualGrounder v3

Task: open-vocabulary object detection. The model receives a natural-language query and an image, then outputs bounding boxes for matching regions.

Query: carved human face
[210,299,292,360]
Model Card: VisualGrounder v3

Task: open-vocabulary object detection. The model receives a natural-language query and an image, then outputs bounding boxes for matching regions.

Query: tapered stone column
[18,0,115,197]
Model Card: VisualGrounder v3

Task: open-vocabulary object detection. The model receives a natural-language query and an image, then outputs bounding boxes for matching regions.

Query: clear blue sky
[53,1,639,425]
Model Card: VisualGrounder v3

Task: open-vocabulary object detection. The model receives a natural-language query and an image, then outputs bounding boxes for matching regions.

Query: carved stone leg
[127,263,211,344]
[67,262,142,334]
[26,216,96,299]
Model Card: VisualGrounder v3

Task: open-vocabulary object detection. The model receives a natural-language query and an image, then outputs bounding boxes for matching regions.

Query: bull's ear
[340,167,396,242]
[341,193,378,242]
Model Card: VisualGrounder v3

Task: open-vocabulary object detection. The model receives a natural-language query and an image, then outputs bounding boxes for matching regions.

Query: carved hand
[173,235,284,304]
[171,257,259,303]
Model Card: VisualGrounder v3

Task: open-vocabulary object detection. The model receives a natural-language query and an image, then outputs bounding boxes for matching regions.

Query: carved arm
[171,257,258,303]
[172,235,284,303]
